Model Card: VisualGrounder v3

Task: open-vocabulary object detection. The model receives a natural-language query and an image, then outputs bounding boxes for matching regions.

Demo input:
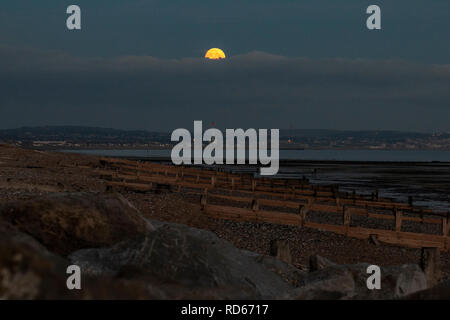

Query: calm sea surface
[63,149,450,162]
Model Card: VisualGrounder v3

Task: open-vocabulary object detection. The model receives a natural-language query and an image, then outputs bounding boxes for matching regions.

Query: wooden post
[251,199,259,211]
[306,197,312,208]
[196,174,200,183]
[442,214,449,237]
[395,209,402,232]
[343,205,351,226]
[299,205,307,227]
[283,188,288,200]
[251,199,259,223]
[421,247,442,287]
[269,240,292,264]
[137,162,141,179]
[231,177,235,190]
[252,179,256,192]
[200,193,207,211]
[211,175,216,187]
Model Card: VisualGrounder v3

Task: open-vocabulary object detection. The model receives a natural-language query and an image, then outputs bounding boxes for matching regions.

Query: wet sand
[132,157,450,212]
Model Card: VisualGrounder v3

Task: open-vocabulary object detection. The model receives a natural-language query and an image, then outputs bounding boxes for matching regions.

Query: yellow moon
[205,48,226,60]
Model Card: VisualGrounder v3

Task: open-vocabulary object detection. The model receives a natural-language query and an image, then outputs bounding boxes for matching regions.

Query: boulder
[291,261,428,300]
[0,192,152,255]
[349,263,427,299]
[309,255,337,272]
[0,221,71,299]
[0,221,166,299]
[293,264,355,299]
[420,247,442,287]
[292,254,428,300]
[404,280,450,300]
[69,220,296,299]
[241,249,306,287]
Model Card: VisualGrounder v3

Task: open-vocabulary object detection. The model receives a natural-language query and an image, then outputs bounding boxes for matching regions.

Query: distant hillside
[0,126,448,150]
[279,129,449,149]
[280,129,428,139]
[0,126,171,145]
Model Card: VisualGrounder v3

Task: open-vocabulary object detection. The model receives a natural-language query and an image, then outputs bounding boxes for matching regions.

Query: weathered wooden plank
[442,215,449,237]
[204,204,258,222]
[105,181,152,191]
[395,209,403,232]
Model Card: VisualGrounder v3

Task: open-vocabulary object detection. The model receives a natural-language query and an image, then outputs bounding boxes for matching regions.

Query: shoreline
[61,152,450,166]
[32,145,450,152]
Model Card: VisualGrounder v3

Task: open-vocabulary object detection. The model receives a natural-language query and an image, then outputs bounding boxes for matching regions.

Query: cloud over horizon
[1,45,449,132]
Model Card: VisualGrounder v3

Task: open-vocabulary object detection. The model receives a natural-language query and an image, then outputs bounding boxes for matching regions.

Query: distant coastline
[61,148,450,163]
[2,126,450,151]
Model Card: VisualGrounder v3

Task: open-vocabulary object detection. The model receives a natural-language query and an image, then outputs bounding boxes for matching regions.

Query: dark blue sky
[1,0,449,62]
[0,1,449,131]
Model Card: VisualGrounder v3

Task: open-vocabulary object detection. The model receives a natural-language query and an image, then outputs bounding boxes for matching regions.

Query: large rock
[349,263,427,299]
[0,192,152,255]
[420,247,442,287]
[0,221,71,299]
[69,220,296,299]
[404,280,450,300]
[0,221,166,299]
[293,264,356,299]
[309,255,337,272]
[291,261,428,299]
[241,249,306,287]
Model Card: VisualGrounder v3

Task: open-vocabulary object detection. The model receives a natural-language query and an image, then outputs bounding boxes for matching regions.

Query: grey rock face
[293,265,356,299]
[70,220,296,299]
[291,262,427,300]
[405,280,450,300]
[0,221,167,299]
[241,249,307,287]
[0,221,70,299]
[309,255,337,272]
[379,264,428,298]
[69,219,429,300]
[0,192,152,255]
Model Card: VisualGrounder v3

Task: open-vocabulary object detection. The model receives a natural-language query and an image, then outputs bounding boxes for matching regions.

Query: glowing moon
[205,48,226,60]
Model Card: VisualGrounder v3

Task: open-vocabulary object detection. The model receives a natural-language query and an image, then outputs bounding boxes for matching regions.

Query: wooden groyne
[95,157,450,252]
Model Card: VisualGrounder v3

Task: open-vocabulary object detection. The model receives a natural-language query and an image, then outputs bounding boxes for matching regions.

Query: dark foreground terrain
[0,144,449,299]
